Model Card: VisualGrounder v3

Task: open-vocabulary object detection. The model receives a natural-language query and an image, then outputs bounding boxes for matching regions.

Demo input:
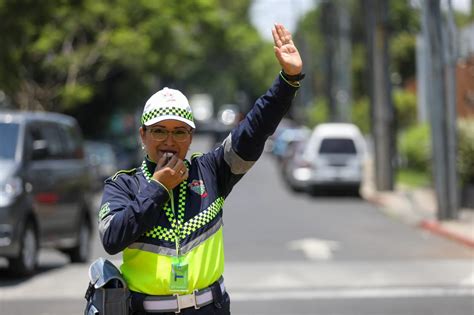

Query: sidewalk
[360,161,474,249]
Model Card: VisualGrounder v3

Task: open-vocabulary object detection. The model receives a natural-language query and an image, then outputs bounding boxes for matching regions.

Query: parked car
[265,118,299,153]
[284,123,366,195]
[0,111,93,276]
[282,139,309,192]
[84,140,119,191]
[272,126,310,162]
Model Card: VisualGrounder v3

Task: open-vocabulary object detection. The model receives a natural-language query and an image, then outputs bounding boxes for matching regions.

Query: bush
[458,118,474,185]
[398,119,474,186]
[393,89,417,130]
[398,123,431,173]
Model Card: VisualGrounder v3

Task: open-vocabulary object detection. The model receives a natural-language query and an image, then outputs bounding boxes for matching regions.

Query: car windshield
[319,138,356,154]
[0,122,19,160]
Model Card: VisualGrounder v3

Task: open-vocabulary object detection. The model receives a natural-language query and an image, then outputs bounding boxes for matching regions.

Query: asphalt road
[1,135,473,315]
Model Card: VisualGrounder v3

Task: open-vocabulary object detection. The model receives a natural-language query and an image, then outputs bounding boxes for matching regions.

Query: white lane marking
[287,238,340,260]
[460,271,474,285]
[2,286,473,302]
[230,287,474,301]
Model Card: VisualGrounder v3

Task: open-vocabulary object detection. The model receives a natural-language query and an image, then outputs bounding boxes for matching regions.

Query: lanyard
[141,159,188,256]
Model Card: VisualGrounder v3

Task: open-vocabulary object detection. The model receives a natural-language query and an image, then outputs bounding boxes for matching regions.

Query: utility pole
[445,1,459,219]
[365,0,395,191]
[421,0,458,220]
[321,0,351,122]
[321,1,336,120]
[334,0,351,122]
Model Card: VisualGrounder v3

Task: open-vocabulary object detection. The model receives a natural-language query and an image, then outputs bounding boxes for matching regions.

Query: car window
[28,122,66,160]
[27,125,45,160]
[42,123,65,159]
[319,138,356,154]
[0,122,19,160]
[58,123,83,159]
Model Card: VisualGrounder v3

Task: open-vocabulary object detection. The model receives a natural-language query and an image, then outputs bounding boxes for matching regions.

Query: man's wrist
[279,71,302,87]
[151,178,170,193]
[281,70,305,82]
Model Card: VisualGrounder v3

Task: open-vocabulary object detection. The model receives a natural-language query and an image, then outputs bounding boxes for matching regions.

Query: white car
[285,123,366,195]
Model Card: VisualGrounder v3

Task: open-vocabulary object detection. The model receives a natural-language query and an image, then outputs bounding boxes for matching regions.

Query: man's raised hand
[272,23,303,76]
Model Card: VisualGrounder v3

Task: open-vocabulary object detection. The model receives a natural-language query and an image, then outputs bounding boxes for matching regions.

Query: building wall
[456,54,474,118]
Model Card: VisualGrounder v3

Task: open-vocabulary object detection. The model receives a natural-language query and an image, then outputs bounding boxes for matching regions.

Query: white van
[286,123,366,194]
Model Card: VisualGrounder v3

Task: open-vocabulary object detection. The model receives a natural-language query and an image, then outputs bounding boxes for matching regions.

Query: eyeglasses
[147,127,192,142]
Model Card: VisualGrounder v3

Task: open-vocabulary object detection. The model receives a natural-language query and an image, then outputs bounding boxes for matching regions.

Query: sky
[250,0,472,42]
[250,0,316,41]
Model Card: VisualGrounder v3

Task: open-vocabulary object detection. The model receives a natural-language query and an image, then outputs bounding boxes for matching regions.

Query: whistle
[163,152,174,164]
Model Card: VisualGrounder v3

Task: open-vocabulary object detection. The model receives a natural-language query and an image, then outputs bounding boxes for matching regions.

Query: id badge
[170,257,188,292]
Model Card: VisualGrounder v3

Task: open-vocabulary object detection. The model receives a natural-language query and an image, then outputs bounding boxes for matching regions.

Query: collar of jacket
[144,156,157,175]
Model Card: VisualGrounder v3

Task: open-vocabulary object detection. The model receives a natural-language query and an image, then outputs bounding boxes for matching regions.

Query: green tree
[294,0,421,130]
[0,0,275,137]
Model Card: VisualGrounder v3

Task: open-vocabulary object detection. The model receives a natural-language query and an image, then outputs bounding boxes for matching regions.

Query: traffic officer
[98,23,304,314]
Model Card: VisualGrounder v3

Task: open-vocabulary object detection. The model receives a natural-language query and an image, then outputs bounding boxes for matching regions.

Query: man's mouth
[159,150,177,155]
[159,150,177,161]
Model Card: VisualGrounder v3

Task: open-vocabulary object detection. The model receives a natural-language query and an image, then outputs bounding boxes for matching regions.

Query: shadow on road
[0,262,70,286]
[308,189,362,198]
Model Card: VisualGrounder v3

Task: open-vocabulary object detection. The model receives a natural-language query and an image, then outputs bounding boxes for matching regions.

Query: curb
[363,190,474,250]
[362,192,423,224]
[418,220,474,249]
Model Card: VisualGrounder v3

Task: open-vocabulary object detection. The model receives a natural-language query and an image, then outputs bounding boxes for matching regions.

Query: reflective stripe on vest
[121,226,225,295]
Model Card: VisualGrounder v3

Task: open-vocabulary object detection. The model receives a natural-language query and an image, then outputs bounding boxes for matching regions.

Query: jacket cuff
[151,178,170,194]
[279,71,302,88]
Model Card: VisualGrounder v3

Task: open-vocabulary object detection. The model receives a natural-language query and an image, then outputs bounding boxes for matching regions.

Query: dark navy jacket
[97,74,299,294]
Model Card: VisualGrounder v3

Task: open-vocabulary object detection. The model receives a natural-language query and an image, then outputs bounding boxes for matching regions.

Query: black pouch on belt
[84,257,130,315]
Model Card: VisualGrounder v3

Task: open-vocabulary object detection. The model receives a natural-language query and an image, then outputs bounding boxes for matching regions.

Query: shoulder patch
[99,202,110,220]
[191,152,204,159]
[111,168,137,181]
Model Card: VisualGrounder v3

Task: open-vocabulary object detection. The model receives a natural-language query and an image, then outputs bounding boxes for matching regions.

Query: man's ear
[139,126,146,143]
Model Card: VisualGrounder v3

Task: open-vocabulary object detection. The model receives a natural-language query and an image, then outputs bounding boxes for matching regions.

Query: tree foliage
[0,0,277,137]
[295,0,471,132]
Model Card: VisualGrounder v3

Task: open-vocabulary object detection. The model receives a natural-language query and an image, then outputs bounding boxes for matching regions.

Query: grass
[396,168,431,188]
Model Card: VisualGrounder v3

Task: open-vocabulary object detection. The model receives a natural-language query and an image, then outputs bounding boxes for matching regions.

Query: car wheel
[352,184,361,197]
[66,218,91,263]
[288,183,305,193]
[9,221,38,276]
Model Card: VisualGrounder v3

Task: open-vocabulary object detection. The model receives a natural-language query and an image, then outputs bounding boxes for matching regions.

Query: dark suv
[0,111,93,276]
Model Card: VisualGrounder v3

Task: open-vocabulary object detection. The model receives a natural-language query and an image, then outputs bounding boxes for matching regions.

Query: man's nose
[164,132,175,145]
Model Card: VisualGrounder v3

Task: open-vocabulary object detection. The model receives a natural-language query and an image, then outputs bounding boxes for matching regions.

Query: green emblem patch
[99,202,110,219]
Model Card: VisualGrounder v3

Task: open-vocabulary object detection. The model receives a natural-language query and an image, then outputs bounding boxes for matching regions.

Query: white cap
[141,87,195,128]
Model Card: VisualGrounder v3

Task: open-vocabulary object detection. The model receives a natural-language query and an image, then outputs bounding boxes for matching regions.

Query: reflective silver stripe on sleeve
[98,214,114,239]
[128,218,223,256]
[223,134,255,174]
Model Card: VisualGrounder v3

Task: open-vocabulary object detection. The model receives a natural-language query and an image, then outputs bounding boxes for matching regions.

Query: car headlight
[293,168,312,181]
[0,177,23,207]
[219,109,238,126]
